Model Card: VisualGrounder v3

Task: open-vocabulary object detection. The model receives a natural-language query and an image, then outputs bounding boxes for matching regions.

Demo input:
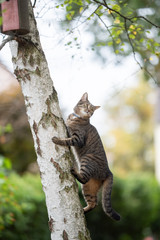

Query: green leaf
[70,10,75,16]
[64,0,69,5]
[140,38,144,43]
[108,41,113,46]
[79,7,83,13]
[112,4,121,12]
[67,41,72,45]
[99,5,103,10]
[96,42,106,47]
[154,42,160,47]
[5,124,13,133]
[0,17,2,26]
[116,38,121,44]
[66,13,72,20]
[66,5,72,11]
[127,11,133,16]
[116,30,122,36]
[4,158,12,170]
[129,34,136,39]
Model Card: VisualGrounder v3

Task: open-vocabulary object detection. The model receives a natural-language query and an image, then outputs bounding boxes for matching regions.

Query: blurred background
[0,0,160,239]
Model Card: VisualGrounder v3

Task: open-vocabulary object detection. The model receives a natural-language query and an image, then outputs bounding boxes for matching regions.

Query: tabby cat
[52,92,120,221]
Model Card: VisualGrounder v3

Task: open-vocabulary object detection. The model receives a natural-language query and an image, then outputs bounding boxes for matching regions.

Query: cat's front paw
[71,167,77,176]
[52,137,60,144]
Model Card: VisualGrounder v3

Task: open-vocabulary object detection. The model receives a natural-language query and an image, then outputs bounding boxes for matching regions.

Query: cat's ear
[93,106,100,110]
[81,92,88,101]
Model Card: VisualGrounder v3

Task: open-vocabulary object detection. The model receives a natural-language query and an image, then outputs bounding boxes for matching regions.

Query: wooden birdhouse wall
[1,0,29,35]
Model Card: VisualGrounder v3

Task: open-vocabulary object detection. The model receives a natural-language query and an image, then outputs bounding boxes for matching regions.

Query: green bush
[0,173,50,240]
[1,161,160,240]
[85,173,160,240]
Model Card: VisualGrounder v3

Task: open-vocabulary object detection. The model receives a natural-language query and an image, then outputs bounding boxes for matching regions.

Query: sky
[0,1,141,135]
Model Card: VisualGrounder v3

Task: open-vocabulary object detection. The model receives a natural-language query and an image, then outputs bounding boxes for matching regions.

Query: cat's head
[74,92,100,119]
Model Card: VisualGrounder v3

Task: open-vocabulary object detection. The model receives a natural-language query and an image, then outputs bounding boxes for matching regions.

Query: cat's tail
[102,173,121,221]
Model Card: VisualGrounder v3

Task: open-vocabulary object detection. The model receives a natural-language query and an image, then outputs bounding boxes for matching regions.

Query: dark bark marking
[33,121,42,156]
[14,67,31,82]
[29,55,34,67]
[45,97,58,129]
[78,231,89,240]
[50,158,69,182]
[63,230,69,240]
[55,144,60,153]
[24,96,33,108]
[50,158,63,174]
[44,88,66,129]
[48,216,55,233]
[35,66,41,76]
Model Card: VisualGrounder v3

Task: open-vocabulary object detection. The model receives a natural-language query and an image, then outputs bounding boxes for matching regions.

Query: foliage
[0,155,12,178]
[103,79,155,176]
[0,89,36,173]
[2,1,159,79]
[51,0,160,81]
[0,170,50,240]
[0,123,12,136]
[1,160,160,240]
[84,173,160,240]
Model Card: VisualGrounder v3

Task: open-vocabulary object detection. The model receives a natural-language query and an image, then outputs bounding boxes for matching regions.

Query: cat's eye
[78,103,88,108]
[78,103,84,107]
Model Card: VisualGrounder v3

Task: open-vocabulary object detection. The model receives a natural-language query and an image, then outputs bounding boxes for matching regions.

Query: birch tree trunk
[9,1,91,239]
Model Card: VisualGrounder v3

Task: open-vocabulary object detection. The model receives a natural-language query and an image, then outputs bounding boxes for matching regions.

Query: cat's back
[74,122,106,159]
[85,124,105,154]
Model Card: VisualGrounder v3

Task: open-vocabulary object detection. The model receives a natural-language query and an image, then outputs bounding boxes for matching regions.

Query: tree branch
[124,19,142,69]
[32,0,37,8]
[92,0,160,28]
[124,19,157,83]
[95,13,117,53]
[92,0,159,84]
[93,0,133,22]
[0,36,14,51]
[130,16,160,29]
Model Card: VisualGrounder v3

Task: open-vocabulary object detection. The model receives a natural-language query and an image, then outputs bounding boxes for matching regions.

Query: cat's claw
[70,167,77,175]
[52,137,59,144]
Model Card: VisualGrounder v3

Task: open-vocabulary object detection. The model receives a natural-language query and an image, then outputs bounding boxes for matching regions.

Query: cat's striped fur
[52,92,120,221]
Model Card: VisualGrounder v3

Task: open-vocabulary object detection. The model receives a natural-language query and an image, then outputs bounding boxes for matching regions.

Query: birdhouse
[1,0,29,35]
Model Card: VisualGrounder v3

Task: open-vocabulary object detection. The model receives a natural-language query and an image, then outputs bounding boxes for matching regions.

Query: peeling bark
[9,1,91,239]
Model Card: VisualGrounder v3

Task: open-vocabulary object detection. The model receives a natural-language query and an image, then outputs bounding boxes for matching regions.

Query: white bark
[9,1,91,239]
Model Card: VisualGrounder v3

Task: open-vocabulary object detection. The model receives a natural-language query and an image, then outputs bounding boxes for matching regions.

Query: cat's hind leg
[82,178,102,213]
[71,157,96,184]
[71,168,89,184]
